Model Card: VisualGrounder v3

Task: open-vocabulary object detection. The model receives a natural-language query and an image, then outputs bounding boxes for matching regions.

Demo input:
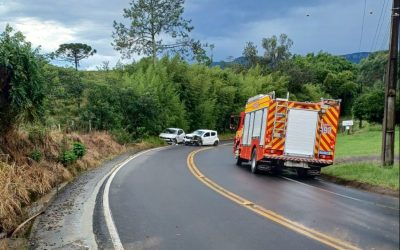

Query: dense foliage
[38,49,397,142]
[0,25,45,134]
[1,24,396,143]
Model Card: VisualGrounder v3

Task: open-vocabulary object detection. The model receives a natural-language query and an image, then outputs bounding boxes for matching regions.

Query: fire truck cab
[233,92,341,177]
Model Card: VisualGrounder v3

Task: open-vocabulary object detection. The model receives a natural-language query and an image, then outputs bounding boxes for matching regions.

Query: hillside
[212,52,372,68]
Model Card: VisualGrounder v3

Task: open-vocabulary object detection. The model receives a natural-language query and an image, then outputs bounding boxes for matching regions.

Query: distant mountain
[211,52,371,68]
[341,52,371,64]
[211,56,248,68]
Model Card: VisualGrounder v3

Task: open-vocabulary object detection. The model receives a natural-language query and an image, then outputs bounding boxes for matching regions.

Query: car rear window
[163,128,177,134]
[211,132,216,136]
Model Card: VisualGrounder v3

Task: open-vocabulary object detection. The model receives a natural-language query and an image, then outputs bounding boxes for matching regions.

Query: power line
[376,0,391,51]
[370,0,389,51]
[358,0,367,52]
[380,18,391,50]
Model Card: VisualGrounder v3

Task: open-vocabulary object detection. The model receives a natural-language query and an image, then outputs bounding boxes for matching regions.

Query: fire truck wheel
[236,157,243,166]
[296,168,308,178]
[250,149,259,174]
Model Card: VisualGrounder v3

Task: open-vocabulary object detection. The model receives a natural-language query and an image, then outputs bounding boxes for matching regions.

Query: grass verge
[219,132,235,141]
[325,125,399,193]
[335,125,399,158]
[322,163,399,192]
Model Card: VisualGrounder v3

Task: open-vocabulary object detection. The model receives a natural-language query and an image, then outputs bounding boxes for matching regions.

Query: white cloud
[3,17,77,52]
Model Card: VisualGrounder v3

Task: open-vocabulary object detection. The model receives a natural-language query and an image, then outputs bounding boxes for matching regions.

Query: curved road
[102,144,399,250]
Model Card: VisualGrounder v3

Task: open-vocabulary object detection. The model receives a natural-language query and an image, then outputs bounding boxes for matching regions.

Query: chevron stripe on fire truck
[319,107,339,153]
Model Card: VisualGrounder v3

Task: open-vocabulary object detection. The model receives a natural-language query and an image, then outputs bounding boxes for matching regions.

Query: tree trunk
[150,0,156,66]
[74,57,78,71]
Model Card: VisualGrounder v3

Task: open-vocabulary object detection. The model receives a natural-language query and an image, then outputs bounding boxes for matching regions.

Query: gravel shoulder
[28,149,142,250]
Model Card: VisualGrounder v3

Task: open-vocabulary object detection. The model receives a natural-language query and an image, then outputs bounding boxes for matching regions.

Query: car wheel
[250,149,259,174]
[213,140,219,146]
[197,139,203,146]
[173,138,177,144]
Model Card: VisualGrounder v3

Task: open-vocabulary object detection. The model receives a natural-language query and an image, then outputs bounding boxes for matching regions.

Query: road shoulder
[28,149,143,249]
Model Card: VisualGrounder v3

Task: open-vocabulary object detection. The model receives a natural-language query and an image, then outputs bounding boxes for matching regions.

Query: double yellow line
[187,148,360,250]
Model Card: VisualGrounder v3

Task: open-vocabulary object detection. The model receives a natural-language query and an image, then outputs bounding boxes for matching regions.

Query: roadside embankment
[0,129,161,248]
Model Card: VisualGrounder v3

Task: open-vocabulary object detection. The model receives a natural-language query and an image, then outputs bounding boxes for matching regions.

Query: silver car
[159,128,185,144]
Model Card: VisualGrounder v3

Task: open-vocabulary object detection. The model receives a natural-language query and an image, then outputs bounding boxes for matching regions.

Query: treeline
[1,26,399,145]
[42,51,399,142]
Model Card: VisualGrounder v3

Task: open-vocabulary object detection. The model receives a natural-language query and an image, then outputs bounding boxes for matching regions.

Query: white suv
[159,128,185,144]
[184,129,219,146]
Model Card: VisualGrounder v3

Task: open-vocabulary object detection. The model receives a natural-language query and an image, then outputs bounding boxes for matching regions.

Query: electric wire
[370,0,389,51]
[358,0,367,52]
[380,18,391,50]
[378,0,392,51]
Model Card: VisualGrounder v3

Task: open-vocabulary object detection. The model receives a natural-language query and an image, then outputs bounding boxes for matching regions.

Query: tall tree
[242,41,258,67]
[55,43,96,70]
[262,34,293,68]
[112,0,194,65]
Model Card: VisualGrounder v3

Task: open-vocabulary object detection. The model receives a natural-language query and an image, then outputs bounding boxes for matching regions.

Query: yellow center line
[187,148,360,250]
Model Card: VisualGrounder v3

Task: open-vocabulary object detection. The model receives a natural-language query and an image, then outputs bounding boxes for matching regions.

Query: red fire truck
[233,92,341,177]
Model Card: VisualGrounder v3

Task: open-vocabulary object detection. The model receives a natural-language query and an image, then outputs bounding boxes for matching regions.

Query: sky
[0,0,393,70]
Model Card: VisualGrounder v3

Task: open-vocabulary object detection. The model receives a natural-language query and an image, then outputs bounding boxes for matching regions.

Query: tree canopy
[112,0,196,64]
[262,34,293,68]
[242,41,258,68]
[55,43,96,70]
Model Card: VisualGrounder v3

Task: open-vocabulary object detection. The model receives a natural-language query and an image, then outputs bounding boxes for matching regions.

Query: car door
[203,132,211,145]
[177,130,185,143]
[210,131,217,144]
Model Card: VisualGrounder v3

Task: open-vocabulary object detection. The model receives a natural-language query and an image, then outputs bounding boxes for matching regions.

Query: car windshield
[163,128,178,134]
[192,130,205,136]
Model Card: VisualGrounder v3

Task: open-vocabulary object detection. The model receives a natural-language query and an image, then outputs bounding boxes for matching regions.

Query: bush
[111,129,132,144]
[59,150,77,166]
[0,25,45,134]
[30,149,42,162]
[73,142,86,158]
[27,124,48,144]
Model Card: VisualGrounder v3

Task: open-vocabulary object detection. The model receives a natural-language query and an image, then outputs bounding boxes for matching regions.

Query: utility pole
[382,0,399,166]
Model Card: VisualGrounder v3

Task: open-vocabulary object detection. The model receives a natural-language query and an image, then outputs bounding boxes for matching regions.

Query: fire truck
[233,92,341,177]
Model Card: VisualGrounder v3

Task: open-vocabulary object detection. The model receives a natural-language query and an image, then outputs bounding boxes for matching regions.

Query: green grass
[322,163,400,190]
[141,136,167,147]
[324,125,400,191]
[335,125,399,158]
[219,132,236,140]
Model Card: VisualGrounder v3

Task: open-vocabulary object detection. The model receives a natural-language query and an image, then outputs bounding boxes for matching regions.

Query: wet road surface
[106,144,399,250]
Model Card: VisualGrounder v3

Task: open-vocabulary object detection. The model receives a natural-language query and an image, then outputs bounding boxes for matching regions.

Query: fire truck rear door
[284,109,318,157]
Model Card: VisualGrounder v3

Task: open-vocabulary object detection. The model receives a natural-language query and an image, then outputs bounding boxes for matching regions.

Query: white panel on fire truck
[260,108,268,146]
[284,109,318,157]
[253,110,263,137]
[247,112,255,145]
[242,113,250,145]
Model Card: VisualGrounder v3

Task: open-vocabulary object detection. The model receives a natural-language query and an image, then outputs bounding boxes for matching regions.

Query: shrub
[0,25,45,134]
[27,124,48,144]
[111,129,132,144]
[59,150,77,166]
[30,149,42,162]
[73,142,86,158]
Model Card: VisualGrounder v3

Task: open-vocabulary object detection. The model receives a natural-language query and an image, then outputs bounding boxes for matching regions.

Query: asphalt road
[105,144,399,250]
